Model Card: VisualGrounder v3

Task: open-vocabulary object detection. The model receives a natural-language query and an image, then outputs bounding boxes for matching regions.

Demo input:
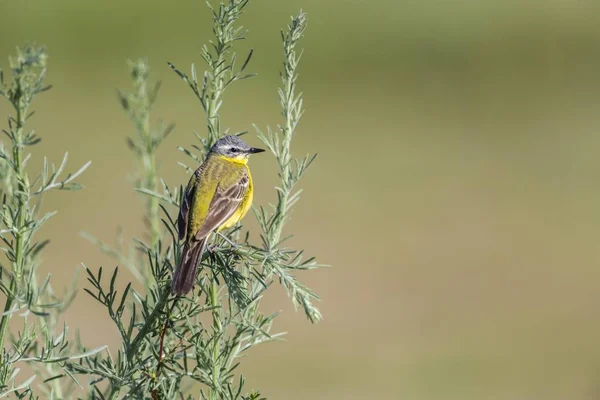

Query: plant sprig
[169,0,256,157]
[85,59,174,287]
[255,9,323,323]
[0,44,95,399]
[67,3,323,399]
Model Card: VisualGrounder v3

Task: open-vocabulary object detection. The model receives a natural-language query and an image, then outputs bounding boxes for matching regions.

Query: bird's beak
[247,147,266,154]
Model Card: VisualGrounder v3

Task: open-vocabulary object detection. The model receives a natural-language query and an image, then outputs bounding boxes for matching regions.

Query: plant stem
[268,12,305,249]
[0,280,15,365]
[208,279,222,400]
[127,284,171,362]
[269,92,293,249]
[13,99,28,286]
[107,384,120,400]
[205,54,224,149]
[137,71,160,251]
[144,151,160,250]
[0,87,29,361]
[107,285,169,397]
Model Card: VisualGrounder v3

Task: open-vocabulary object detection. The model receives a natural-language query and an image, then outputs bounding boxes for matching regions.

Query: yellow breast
[218,164,254,231]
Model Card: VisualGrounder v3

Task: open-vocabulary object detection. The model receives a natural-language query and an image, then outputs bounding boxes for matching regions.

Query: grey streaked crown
[211,135,251,155]
[210,135,264,157]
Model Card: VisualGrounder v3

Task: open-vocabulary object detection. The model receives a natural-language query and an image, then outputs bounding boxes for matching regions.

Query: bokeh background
[2,0,600,398]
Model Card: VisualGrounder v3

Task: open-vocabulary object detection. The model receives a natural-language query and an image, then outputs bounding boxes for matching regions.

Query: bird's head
[210,135,265,162]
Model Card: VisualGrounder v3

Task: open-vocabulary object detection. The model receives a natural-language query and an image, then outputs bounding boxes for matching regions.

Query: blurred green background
[2,0,600,398]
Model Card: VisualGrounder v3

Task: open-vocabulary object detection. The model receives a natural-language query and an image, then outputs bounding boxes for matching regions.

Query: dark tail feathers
[171,238,207,296]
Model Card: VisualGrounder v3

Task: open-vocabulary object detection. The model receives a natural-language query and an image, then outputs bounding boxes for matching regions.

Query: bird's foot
[216,232,239,249]
[206,243,218,254]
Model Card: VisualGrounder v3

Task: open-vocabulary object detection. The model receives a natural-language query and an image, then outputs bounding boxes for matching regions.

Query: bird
[172,135,265,295]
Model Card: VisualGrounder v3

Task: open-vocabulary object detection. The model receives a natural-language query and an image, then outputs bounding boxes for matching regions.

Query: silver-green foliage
[0,1,323,399]
[79,2,321,399]
[0,45,96,399]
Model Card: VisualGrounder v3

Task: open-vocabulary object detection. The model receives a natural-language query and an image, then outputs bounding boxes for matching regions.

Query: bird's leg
[205,232,239,256]
[205,234,234,253]
[216,231,239,248]
[205,241,217,254]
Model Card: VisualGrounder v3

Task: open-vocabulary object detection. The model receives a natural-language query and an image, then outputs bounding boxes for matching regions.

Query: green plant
[0,45,100,399]
[0,1,323,398]
[83,58,174,288]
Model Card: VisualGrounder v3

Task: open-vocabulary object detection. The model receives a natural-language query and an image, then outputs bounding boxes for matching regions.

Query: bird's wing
[194,169,249,240]
[177,169,200,241]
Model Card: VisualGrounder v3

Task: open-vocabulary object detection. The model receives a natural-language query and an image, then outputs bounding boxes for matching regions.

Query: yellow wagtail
[172,135,265,295]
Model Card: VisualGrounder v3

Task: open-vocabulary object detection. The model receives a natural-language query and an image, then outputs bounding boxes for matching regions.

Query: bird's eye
[230,147,237,153]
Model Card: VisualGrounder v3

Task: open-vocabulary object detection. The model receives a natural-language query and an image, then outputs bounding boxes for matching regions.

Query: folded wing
[195,172,249,240]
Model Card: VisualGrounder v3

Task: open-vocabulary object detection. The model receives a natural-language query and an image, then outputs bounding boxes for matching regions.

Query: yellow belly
[217,167,254,231]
